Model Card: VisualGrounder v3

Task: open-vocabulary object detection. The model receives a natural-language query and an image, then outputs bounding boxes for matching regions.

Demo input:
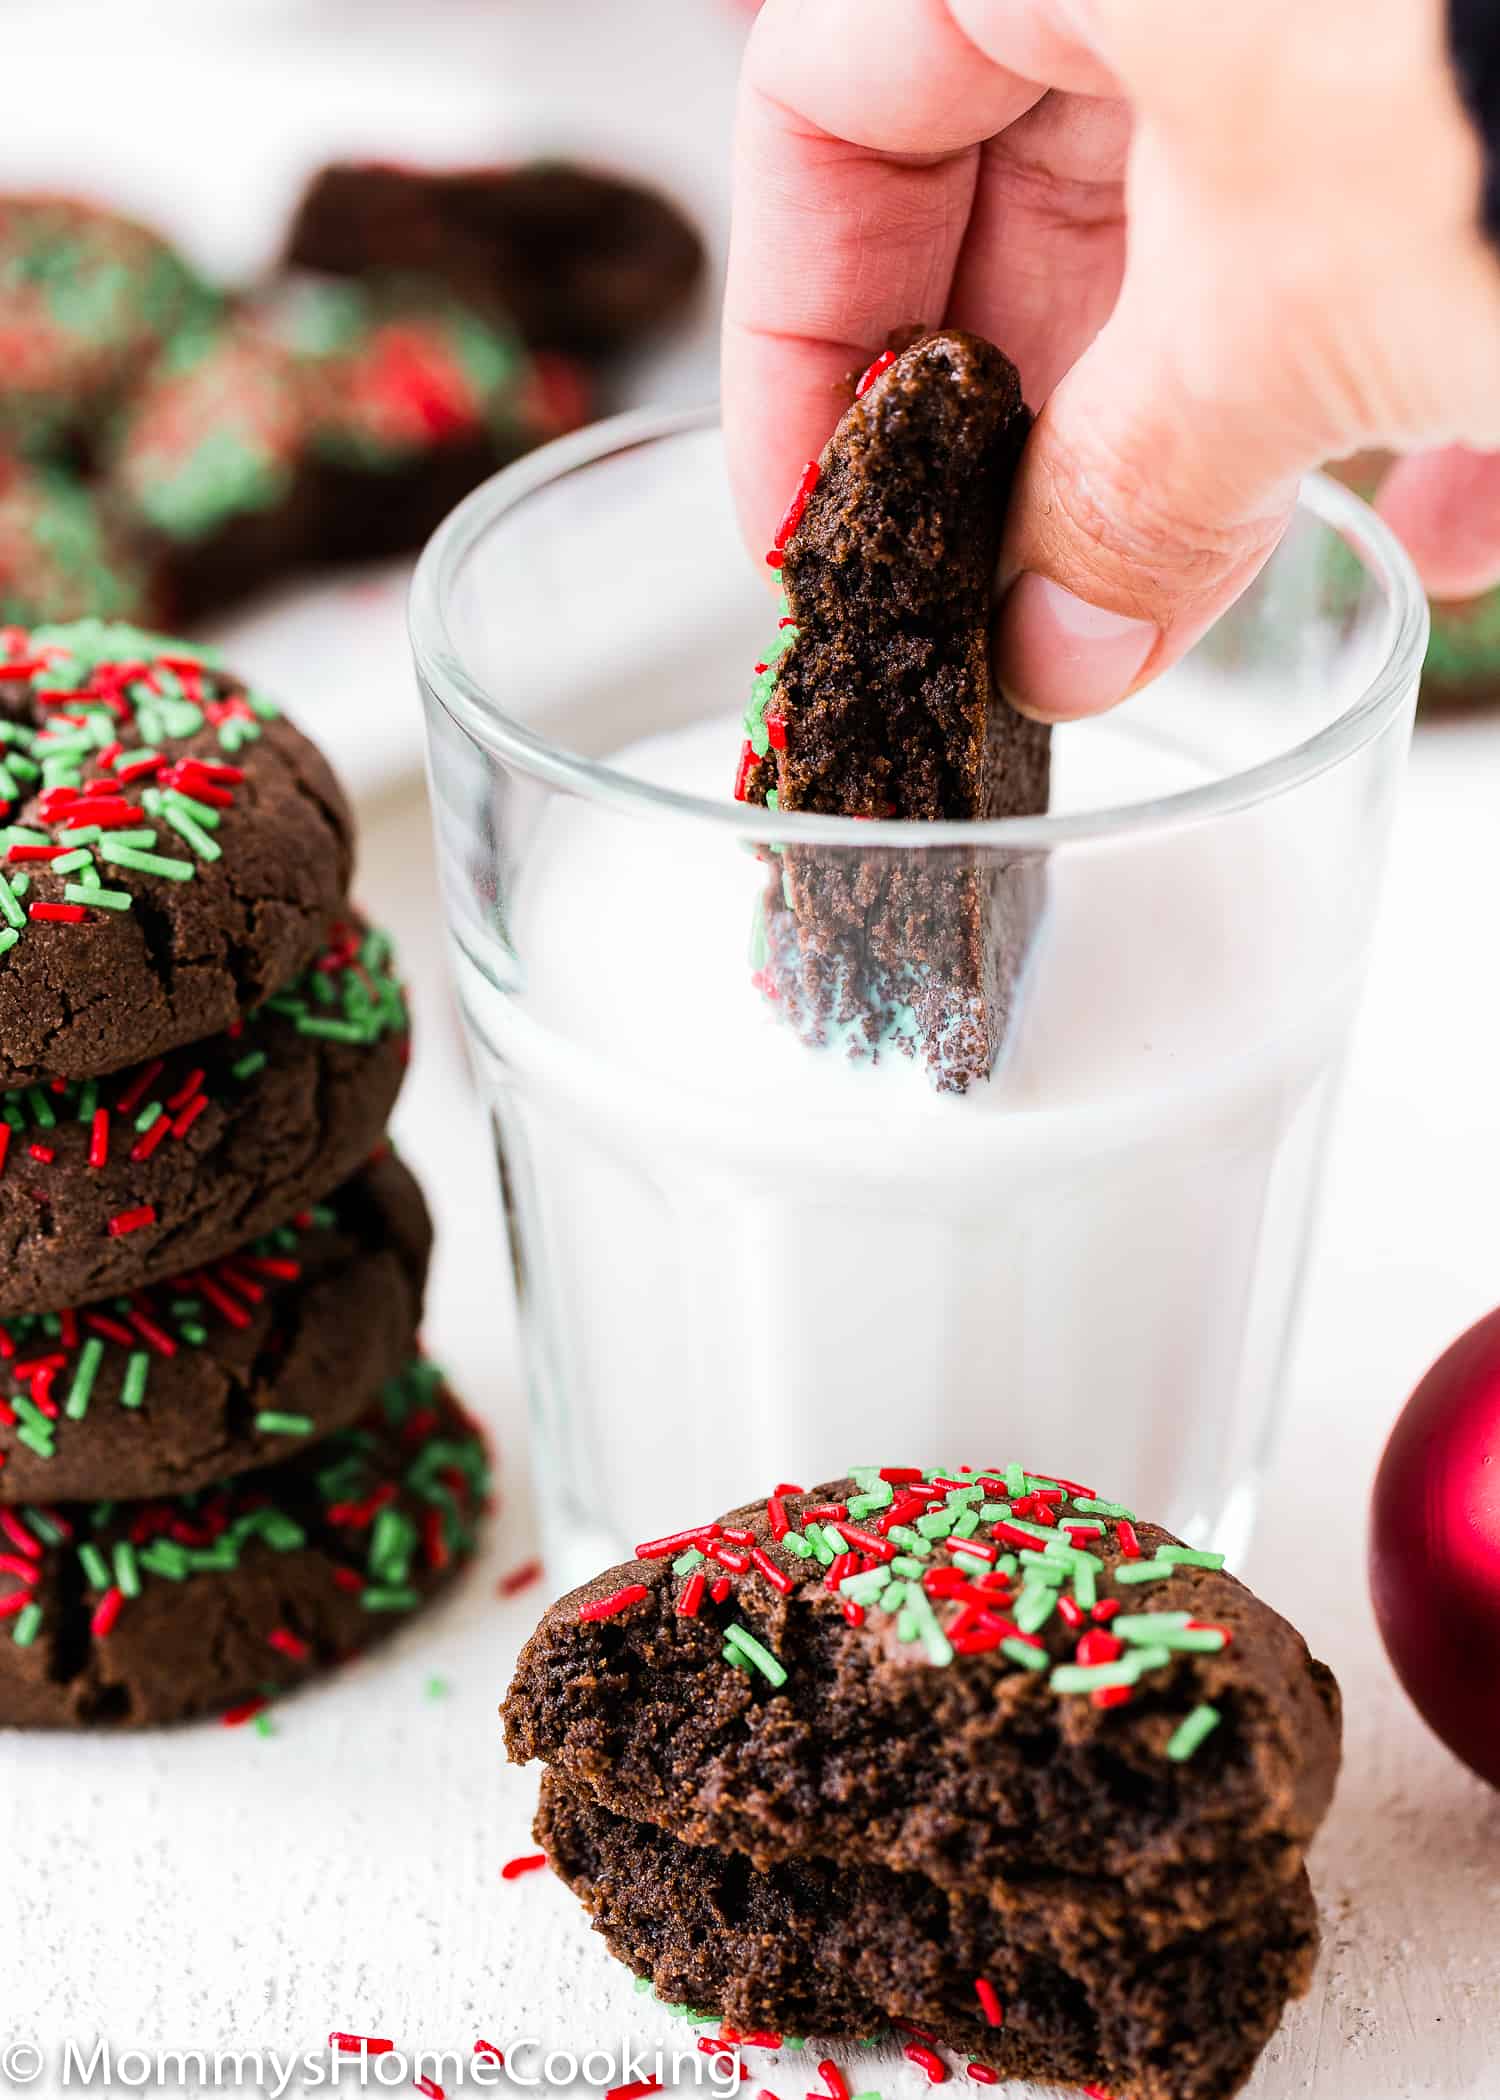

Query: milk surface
[457,698,1363,1583]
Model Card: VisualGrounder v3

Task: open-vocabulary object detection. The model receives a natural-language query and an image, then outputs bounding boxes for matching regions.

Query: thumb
[993,281,1316,722]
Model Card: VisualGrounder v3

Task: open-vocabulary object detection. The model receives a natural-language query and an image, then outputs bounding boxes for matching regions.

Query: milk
[454,693,1368,1586]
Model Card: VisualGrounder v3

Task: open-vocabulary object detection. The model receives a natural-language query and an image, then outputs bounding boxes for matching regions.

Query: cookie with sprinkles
[538,1771,1321,2100]
[0,1149,430,1502]
[736,333,1050,1091]
[104,318,318,620]
[0,459,164,629]
[0,916,409,1314]
[506,1465,1341,2093]
[0,195,218,461]
[0,1355,486,1727]
[272,273,590,564]
[284,159,704,358]
[0,619,353,1086]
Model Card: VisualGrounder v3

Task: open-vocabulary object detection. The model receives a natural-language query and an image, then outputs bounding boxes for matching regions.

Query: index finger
[721,0,1108,557]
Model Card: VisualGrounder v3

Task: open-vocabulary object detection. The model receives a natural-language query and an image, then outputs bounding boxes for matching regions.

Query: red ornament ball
[1370,1308,1500,1788]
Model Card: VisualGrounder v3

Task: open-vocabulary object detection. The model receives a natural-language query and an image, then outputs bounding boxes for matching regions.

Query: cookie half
[734,334,1051,1091]
[539,1772,1321,2100]
[0,619,353,1085]
[0,1149,429,1502]
[0,915,408,1314]
[0,1356,485,1728]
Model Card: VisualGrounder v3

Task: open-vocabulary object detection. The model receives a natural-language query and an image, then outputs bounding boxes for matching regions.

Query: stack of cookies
[0,616,487,1728]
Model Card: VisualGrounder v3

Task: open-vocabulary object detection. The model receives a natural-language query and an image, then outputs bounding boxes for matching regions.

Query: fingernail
[995,573,1158,721]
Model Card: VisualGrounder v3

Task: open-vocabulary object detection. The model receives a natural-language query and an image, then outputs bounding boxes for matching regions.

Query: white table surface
[3,4,1499,2096]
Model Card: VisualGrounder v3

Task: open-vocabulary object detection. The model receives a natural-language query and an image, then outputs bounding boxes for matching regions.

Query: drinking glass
[410,409,1425,1589]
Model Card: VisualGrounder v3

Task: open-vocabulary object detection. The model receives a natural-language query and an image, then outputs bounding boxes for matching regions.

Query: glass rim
[409,404,1429,849]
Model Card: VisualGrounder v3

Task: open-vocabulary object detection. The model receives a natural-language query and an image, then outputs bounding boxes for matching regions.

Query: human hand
[722,0,1500,720]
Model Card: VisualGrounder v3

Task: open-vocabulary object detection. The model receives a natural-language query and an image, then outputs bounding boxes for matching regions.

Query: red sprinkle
[710,1575,733,1604]
[107,1204,156,1238]
[115,1059,164,1116]
[1116,1519,1143,1561]
[1092,1684,1134,1710]
[605,2084,662,2100]
[637,1524,718,1559]
[1092,1598,1123,1623]
[414,2080,444,2099]
[500,1853,548,1881]
[1076,1630,1124,1668]
[750,1546,794,1595]
[171,1093,209,1139]
[0,1125,9,1177]
[766,712,788,751]
[88,1108,109,1168]
[974,1978,1004,2028]
[855,348,897,397]
[767,1494,791,1541]
[833,1521,895,1562]
[29,902,87,923]
[903,2045,949,2084]
[678,1569,706,1617]
[733,739,759,802]
[965,2070,999,2087]
[1056,1595,1086,1629]
[27,1143,54,1164]
[222,1696,270,1728]
[90,1586,124,1636]
[498,1558,543,1597]
[841,1599,865,1626]
[709,1541,751,1574]
[329,2035,395,2057]
[815,2061,849,2100]
[129,1118,170,1164]
[0,1510,41,1559]
[774,1481,804,1496]
[8,843,66,862]
[267,1627,310,1661]
[472,2043,504,2065]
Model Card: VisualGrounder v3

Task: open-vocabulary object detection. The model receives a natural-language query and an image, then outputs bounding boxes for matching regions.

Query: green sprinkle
[1115,1560,1178,1586]
[162,803,221,860]
[359,1586,421,1612]
[1051,1660,1141,1695]
[800,1522,837,1566]
[66,883,131,910]
[890,1553,927,1578]
[65,1336,104,1420]
[1071,1498,1136,1520]
[120,1352,150,1409]
[113,1540,140,1598]
[293,1016,370,1043]
[779,1530,814,1559]
[94,828,156,848]
[231,1050,268,1080]
[134,1100,164,1134]
[1001,1636,1049,1673]
[1015,1585,1058,1635]
[633,1978,653,1996]
[96,840,195,880]
[425,1675,449,1700]
[903,1581,955,1666]
[11,1601,42,1646]
[48,847,92,875]
[673,1546,705,1576]
[254,1411,314,1437]
[0,874,24,930]
[1166,1704,1223,1762]
[253,1710,277,1737]
[1159,1546,1226,1571]
[723,1621,788,1687]
[78,1542,110,1590]
[22,1505,64,1545]
[1004,1463,1026,1496]
[16,1423,52,1458]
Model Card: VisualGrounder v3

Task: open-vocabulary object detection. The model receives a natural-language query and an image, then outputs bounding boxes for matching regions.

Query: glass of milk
[410,410,1425,1588]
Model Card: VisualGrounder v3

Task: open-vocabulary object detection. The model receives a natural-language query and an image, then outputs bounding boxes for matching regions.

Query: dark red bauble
[1371,1308,1500,1788]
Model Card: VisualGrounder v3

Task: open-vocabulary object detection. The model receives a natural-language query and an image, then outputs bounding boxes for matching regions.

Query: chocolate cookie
[0,460,163,629]
[538,1774,1321,2100]
[105,319,317,620]
[0,1356,485,1727]
[734,334,1050,1091]
[0,1149,429,1502]
[285,159,704,357]
[271,273,590,564]
[0,916,408,1314]
[0,195,218,462]
[506,1466,1341,2096]
[0,620,353,1086]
